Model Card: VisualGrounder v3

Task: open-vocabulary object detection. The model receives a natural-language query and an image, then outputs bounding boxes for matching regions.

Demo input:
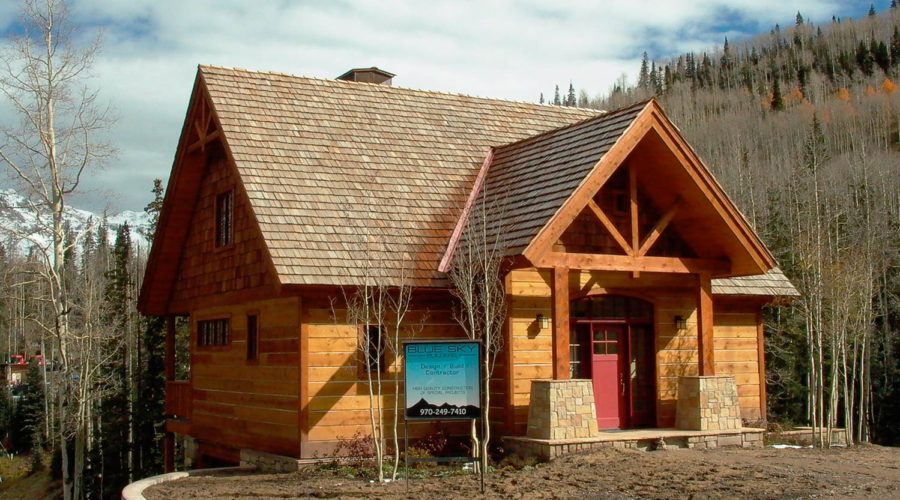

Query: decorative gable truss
[519,100,775,278]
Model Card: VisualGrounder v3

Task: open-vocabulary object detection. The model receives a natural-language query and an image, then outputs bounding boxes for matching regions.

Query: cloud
[0,0,877,211]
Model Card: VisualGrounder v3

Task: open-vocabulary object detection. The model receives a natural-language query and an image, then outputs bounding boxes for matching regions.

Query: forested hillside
[554,6,900,445]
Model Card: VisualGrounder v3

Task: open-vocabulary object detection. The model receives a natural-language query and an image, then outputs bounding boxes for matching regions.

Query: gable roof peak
[197,64,606,116]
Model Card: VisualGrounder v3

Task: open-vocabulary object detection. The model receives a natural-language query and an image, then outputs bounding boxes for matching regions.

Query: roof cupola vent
[336,67,395,85]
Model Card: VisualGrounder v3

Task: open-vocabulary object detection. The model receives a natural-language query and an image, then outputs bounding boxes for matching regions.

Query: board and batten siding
[188,296,301,458]
[301,294,483,457]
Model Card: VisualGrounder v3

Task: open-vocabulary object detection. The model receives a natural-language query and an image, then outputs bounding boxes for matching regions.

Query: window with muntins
[198,319,230,347]
[215,190,234,247]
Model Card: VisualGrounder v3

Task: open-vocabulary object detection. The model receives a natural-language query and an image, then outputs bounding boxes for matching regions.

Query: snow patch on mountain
[0,188,151,252]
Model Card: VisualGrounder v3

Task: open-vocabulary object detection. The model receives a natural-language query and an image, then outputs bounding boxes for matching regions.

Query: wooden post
[165,315,176,381]
[164,315,176,472]
[757,308,768,421]
[163,432,175,473]
[628,162,640,279]
[697,274,715,375]
[551,268,570,380]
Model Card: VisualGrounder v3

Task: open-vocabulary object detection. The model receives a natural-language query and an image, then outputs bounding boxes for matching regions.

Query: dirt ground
[145,445,900,499]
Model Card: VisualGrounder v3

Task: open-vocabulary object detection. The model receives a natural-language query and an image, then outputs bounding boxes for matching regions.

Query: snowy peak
[0,189,151,251]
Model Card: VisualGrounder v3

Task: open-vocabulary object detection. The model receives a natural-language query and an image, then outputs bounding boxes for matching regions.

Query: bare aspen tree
[0,1,114,497]
[450,188,508,478]
[332,198,421,482]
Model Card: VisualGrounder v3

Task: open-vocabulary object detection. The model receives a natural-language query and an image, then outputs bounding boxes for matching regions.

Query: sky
[0,0,889,213]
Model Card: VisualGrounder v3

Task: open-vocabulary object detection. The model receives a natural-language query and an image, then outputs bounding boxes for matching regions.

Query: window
[215,190,234,247]
[198,319,230,347]
[246,314,258,361]
[360,325,386,374]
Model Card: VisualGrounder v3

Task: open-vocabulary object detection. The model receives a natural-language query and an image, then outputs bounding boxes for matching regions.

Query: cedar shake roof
[141,65,799,314]
[200,65,600,286]
[712,268,800,297]
[466,100,647,255]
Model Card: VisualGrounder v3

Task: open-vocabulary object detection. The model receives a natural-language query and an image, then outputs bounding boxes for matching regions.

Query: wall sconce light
[674,315,687,330]
[536,314,551,330]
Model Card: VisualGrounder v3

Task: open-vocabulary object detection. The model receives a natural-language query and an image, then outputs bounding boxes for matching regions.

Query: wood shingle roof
[200,65,600,286]
[144,65,798,306]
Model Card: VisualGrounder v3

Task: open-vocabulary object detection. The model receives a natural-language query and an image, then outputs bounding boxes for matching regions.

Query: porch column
[165,315,176,381]
[164,315,176,472]
[697,273,715,375]
[551,267,570,380]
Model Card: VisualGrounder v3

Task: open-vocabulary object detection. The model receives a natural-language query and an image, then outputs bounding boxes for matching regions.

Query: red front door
[591,324,625,429]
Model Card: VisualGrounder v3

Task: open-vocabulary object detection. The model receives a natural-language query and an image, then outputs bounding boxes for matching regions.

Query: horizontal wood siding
[507,269,702,431]
[189,296,300,457]
[507,269,553,434]
[303,294,477,457]
[712,300,763,421]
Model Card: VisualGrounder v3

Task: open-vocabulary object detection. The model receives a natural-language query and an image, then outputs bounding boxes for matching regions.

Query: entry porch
[503,426,765,461]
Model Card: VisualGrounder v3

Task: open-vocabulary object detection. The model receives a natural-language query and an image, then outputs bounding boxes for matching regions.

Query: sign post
[403,340,482,489]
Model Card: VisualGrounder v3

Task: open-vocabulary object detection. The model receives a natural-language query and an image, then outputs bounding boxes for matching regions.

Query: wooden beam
[638,200,680,256]
[757,308,768,421]
[165,315,176,381]
[628,162,640,278]
[587,199,632,255]
[523,105,654,263]
[647,112,773,272]
[163,432,175,473]
[534,252,730,275]
[697,273,715,376]
[187,129,220,153]
[551,267,570,380]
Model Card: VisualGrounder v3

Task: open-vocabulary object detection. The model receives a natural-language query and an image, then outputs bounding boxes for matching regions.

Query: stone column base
[675,375,742,431]
[526,379,600,440]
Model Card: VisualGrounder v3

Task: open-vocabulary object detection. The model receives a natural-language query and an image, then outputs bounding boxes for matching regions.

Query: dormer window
[216,190,234,247]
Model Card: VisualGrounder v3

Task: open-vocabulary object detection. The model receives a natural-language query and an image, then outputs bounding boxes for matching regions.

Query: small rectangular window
[246,314,258,361]
[361,326,385,374]
[198,319,230,347]
[215,190,234,247]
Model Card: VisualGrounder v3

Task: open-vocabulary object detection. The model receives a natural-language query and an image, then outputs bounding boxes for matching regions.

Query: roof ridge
[198,64,604,114]
[492,98,651,153]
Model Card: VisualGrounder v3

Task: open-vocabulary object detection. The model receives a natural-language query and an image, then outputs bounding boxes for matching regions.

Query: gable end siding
[170,152,277,310]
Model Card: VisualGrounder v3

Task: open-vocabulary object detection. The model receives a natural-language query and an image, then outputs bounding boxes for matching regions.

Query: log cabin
[138,66,798,469]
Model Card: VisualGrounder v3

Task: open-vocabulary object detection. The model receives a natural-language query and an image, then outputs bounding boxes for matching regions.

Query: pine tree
[10,361,45,452]
[857,40,875,75]
[539,92,544,105]
[96,223,132,497]
[771,76,784,111]
[638,52,651,89]
[796,11,804,26]
[892,27,900,67]
[0,383,12,443]
[553,85,561,106]
[892,0,897,9]
[868,3,876,16]
[874,40,891,72]
[134,181,167,479]
[566,82,576,106]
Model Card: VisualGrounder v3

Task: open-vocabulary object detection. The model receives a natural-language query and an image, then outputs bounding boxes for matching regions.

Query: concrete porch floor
[503,427,765,460]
